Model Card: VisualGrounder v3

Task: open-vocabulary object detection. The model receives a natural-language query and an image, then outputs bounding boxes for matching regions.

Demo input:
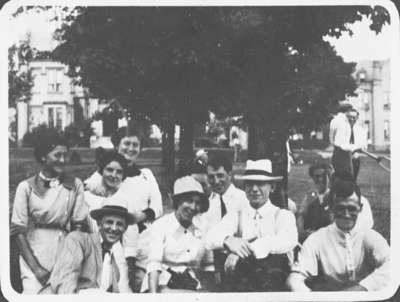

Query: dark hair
[338,103,353,113]
[348,107,360,116]
[331,170,354,183]
[172,192,209,214]
[328,178,361,207]
[98,150,128,180]
[33,133,69,163]
[208,155,232,173]
[110,127,142,149]
[308,163,333,178]
[180,159,207,177]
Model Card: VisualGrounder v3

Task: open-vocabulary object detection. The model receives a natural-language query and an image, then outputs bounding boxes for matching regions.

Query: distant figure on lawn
[49,200,135,293]
[287,178,390,292]
[297,164,373,242]
[85,127,163,292]
[330,105,367,182]
[206,159,298,291]
[11,134,89,294]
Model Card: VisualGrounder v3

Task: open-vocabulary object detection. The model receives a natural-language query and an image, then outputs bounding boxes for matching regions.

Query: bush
[195,136,218,148]
[64,120,93,147]
[22,124,61,147]
[22,121,93,148]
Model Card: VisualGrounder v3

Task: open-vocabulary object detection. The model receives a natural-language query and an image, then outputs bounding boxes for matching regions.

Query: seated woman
[11,134,89,294]
[84,150,128,230]
[85,127,163,291]
[143,176,209,293]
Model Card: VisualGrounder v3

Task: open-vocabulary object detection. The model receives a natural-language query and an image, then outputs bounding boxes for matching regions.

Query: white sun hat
[238,159,283,181]
[173,175,205,196]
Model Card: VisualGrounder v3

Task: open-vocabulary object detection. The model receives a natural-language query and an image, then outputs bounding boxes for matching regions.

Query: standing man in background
[331,106,367,181]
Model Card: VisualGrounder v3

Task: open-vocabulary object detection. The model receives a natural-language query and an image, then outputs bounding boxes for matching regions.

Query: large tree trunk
[247,115,289,209]
[161,120,176,174]
[178,119,194,171]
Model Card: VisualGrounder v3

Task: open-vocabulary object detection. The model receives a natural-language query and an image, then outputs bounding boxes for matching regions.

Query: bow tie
[39,173,60,188]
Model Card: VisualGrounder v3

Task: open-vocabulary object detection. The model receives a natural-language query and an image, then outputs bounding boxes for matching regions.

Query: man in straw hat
[48,198,135,294]
[205,159,298,291]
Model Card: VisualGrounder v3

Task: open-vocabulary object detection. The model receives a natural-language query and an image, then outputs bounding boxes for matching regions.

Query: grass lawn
[9,147,391,242]
[7,147,396,299]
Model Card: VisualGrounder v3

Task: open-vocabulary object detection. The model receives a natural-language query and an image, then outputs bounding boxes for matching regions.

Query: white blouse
[142,213,205,291]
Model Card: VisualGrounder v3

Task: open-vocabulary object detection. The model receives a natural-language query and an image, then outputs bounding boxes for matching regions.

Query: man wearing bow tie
[48,200,135,294]
[205,159,298,291]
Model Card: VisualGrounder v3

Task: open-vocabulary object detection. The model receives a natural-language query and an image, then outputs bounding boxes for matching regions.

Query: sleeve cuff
[250,239,270,259]
[358,277,375,291]
[146,261,162,273]
[10,223,27,237]
[142,208,156,222]
[124,247,138,258]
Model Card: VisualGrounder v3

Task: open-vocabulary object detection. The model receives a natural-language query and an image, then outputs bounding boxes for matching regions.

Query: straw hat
[238,159,283,182]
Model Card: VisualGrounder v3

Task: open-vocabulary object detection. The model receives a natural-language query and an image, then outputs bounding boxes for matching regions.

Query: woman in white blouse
[85,127,163,291]
[144,176,209,293]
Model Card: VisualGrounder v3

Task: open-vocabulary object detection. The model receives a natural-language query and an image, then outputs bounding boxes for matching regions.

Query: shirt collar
[27,173,75,197]
[248,199,274,218]
[331,222,359,239]
[210,183,234,200]
[170,212,196,234]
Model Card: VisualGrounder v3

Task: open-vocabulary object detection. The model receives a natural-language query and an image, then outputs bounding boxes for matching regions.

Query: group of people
[10,124,390,294]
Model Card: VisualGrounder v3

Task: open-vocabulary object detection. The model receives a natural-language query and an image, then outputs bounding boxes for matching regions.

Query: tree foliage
[8,36,34,108]
[50,5,391,175]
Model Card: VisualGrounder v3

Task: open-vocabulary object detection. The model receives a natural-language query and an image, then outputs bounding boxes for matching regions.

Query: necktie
[350,126,355,144]
[100,250,113,291]
[254,211,262,238]
[220,195,227,218]
[344,233,355,281]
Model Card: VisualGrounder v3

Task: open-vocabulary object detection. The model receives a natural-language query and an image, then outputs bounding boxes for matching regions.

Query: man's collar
[332,222,358,238]
[210,183,234,199]
[27,173,75,197]
[248,199,274,218]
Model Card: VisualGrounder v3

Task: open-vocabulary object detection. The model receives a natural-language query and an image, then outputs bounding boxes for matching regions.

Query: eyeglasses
[333,204,360,214]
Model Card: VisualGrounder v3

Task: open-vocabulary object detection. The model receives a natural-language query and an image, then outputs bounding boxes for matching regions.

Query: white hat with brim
[172,176,207,202]
[236,159,283,182]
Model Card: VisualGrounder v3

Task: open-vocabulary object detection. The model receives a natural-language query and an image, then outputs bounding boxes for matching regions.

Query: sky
[7,7,396,63]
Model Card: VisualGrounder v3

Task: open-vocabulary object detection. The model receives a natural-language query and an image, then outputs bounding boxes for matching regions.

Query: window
[362,93,369,111]
[47,106,64,130]
[384,120,390,141]
[48,107,54,128]
[47,69,62,92]
[383,92,390,110]
[364,121,370,140]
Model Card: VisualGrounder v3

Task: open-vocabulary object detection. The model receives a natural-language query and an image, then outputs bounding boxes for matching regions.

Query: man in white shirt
[297,165,373,242]
[287,178,390,292]
[196,155,247,290]
[331,107,367,181]
[206,159,298,291]
[329,103,352,146]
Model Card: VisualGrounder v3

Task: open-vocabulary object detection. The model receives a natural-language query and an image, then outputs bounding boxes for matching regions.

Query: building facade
[349,60,390,151]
